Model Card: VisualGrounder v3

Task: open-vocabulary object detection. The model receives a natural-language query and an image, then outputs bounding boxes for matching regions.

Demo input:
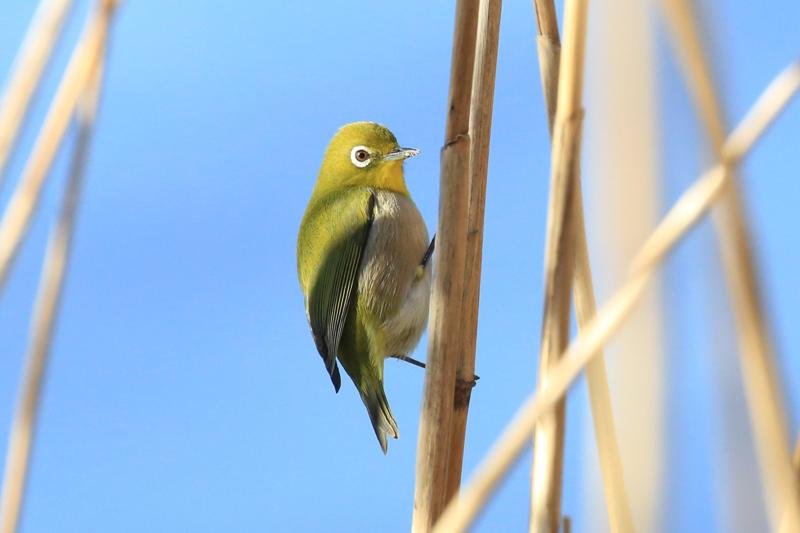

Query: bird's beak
[383,147,420,161]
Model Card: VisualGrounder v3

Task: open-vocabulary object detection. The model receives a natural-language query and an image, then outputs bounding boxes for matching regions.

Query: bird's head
[315,122,419,196]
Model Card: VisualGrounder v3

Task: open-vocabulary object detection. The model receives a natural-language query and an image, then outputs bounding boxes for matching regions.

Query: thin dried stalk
[0,0,74,186]
[585,1,666,529]
[795,436,799,471]
[659,1,800,529]
[793,436,799,494]
[572,187,635,533]
[0,32,108,533]
[444,0,502,499]
[533,0,560,134]
[431,61,800,533]
[412,0,479,529]
[529,0,588,531]
[532,0,634,530]
[794,435,800,530]
[0,0,112,296]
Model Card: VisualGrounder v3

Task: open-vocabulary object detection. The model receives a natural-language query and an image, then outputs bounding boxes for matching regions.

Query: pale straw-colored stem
[444,0,502,499]
[532,0,633,530]
[0,24,109,533]
[529,0,588,531]
[431,61,800,533]
[412,0,479,530]
[0,0,113,297]
[0,0,74,187]
[794,436,800,472]
[533,0,560,135]
[659,0,800,528]
[572,183,634,533]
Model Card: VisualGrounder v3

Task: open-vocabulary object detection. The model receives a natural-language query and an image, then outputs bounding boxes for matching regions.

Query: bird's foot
[454,373,479,409]
[456,374,480,389]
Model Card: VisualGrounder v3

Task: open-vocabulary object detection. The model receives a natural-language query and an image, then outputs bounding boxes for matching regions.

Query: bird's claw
[456,374,479,390]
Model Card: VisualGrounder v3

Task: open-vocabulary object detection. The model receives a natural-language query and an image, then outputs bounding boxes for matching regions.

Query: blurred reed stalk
[528,0,588,530]
[444,0,502,499]
[658,1,800,530]
[0,2,117,532]
[0,0,74,187]
[584,0,666,528]
[431,61,800,533]
[0,0,112,296]
[794,437,800,488]
[412,0,479,529]
[533,0,560,134]
[795,437,800,472]
[532,1,634,531]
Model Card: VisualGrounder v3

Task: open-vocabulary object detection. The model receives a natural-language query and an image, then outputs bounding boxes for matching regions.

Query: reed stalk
[795,437,800,471]
[529,0,588,530]
[412,0,479,529]
[658,1,800,529]
[431,61,800,533]
[443,0,503,499]
[532,1,634,531]
[0,7,111,529]
[0,0,114,296]
[533,0,560,135]
[0,0,74,187]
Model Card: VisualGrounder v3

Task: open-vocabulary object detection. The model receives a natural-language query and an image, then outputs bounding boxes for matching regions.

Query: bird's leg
[389,353,480,386]
[420,235,435,267]
[415,235,436,280]
[389,353,426,369]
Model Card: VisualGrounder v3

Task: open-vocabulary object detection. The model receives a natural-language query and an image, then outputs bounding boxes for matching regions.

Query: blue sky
[0,1,798,532]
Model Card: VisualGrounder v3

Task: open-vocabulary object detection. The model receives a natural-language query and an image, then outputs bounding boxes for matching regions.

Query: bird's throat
[372,161,409,196]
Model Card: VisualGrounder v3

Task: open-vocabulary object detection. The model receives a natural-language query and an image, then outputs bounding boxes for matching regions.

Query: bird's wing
[307,189,376,392]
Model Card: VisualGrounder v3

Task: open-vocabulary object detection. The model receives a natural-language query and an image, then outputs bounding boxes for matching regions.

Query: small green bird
[297,122,433,453]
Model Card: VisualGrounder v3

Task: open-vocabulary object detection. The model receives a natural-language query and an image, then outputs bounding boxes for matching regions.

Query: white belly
[358,190,431,357]
[382,267,431,355]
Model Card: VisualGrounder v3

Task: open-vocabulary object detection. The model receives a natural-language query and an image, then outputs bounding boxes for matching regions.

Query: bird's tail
[360,381,399,454]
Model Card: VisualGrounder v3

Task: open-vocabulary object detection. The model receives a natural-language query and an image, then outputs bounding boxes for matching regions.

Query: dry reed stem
[795,435,800,530]
[532,0,634,530]
[795,436,800,472]
[794,436,799,492]
[0,25,108,533]
[659,1,800,529]
[0,1,113,297]
[794,435,800,503]
[444,0,502,499]
[533,0,560,135]
[412,0,479,529]
[572,185,634,533]
[585,1,665,528]
[0,0,74,187]
[529,0,588,531]
[431,62,800,533]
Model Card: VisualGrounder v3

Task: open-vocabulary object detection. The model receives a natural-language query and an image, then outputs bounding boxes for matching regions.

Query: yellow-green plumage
[297,122,431,453]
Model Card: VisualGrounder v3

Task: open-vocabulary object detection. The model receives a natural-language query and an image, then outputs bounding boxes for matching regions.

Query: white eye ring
[350,146,372,168]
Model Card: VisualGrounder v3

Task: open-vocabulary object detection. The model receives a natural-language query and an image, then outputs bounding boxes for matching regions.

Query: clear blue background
[0,1,797,531]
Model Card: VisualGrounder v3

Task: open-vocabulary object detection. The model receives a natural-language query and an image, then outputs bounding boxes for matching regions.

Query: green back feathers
[297,188,376,391]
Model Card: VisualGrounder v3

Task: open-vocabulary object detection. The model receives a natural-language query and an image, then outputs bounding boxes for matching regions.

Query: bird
[297,122,434,453]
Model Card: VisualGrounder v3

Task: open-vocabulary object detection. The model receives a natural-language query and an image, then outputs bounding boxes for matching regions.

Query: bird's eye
[350,146,372,168]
